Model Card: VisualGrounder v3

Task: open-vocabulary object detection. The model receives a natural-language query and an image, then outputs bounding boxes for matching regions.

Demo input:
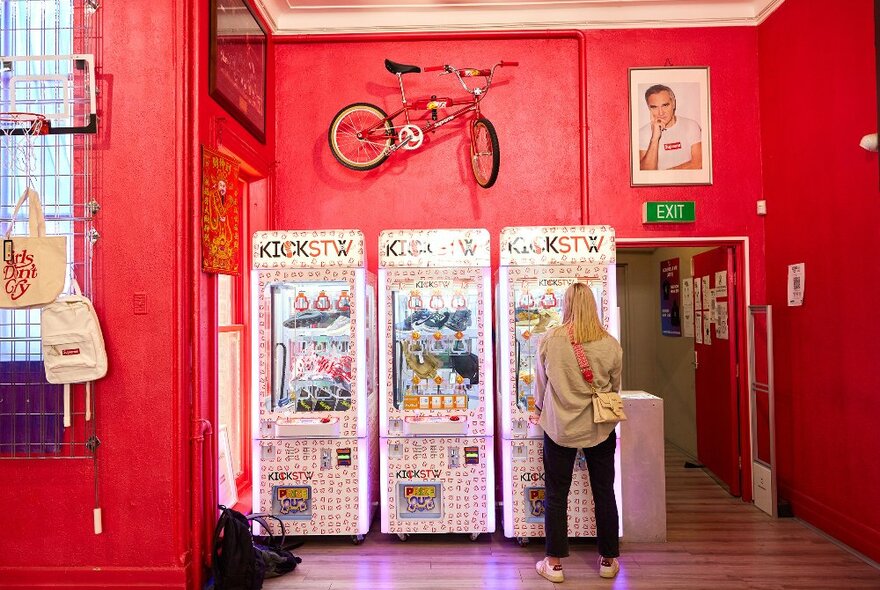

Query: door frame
[616,236,752,503]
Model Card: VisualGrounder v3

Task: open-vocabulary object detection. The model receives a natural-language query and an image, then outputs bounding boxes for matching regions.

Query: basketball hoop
[0,112,50,136]
[1,112,50,188]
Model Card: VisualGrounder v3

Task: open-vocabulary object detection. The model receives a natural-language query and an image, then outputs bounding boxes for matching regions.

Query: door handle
[693,350,698,370]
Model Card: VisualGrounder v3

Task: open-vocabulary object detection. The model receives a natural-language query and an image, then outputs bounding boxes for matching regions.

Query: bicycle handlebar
[420,61,517,96]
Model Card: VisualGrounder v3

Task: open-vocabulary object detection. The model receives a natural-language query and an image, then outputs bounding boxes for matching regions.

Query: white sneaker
[323,316,351,336]
[598,556,620,579]
[535,557,564,583]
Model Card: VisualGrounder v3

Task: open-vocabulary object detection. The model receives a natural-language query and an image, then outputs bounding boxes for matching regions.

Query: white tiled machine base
[380,436,494,536]
[501,437,608,540]
[254,434,377,537]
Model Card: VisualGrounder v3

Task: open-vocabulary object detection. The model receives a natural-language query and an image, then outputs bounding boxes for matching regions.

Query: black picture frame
[209,0,267,143]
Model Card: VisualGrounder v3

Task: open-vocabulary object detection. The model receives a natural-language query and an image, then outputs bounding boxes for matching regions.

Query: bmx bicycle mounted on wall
[328,59,518,189]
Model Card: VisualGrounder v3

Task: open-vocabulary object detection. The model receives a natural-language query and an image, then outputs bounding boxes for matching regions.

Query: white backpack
[41,276,107,384]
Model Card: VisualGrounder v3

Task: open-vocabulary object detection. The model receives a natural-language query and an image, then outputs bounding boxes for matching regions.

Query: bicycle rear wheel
[329,103,394,171]
[470,117,500,188]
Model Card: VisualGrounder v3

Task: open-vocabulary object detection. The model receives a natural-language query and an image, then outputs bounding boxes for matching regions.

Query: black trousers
[543,430,619,559]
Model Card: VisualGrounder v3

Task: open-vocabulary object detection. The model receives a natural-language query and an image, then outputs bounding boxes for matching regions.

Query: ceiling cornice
[253,0,786,36]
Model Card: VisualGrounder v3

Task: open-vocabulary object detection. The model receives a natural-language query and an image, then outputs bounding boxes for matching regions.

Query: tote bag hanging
[1,188,67,308]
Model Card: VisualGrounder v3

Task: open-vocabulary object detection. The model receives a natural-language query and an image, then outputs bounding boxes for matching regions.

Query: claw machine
[496,225,620,545]
[378,229,495,540]
[251,229,378,543]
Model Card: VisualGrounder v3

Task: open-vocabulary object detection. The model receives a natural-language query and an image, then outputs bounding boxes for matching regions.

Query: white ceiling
[254,0,785,36]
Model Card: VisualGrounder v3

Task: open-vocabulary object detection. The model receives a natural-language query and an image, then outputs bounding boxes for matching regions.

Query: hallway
[263,444,880,589]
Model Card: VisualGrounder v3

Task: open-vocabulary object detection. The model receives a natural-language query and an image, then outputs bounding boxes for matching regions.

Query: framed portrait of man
[629,67,712,186]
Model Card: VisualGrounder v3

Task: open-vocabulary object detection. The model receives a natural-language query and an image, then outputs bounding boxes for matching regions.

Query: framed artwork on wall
[201,145,241,275]
[209,0,267,143]
[629,67,712,186]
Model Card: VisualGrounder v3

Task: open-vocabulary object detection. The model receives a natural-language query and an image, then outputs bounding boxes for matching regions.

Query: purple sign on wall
[660,258,681,337]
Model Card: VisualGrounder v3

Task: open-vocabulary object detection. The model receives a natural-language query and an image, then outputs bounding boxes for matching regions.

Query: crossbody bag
[567,324,627,424]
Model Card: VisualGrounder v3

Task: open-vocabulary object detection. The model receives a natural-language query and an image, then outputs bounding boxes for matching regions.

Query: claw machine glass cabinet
[251,230,377,543]
[496,225,620,545]
[378,229,495,540]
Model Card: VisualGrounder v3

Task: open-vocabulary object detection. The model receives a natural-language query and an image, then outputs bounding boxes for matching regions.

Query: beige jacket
[534,328,623,448]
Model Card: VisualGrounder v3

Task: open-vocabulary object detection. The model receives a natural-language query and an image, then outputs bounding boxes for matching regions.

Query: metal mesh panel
[0,0,98,459]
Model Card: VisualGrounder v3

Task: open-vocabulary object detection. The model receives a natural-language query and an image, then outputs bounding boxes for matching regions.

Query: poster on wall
[629,67,713,186]
[660,258,681,336]
[201,146,241,275]
[682,278,694,338]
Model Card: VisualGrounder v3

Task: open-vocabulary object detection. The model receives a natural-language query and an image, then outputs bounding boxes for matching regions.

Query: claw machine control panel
[378,228,495,537]
[497,225,619,542]
[251,229,378,539]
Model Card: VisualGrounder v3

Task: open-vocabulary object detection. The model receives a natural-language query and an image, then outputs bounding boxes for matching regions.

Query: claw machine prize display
[496,225,621,544]
[378,229,495,539]
[252,229,378,543]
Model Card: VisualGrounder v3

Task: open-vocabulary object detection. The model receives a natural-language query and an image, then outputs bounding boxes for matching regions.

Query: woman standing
[530,283,623,582]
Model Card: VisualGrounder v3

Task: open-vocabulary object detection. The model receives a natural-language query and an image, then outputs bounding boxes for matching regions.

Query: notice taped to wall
[695,311,703,344]
[682,278,694,338]
[701,276,710,310]
[715,301,729,339]
[788,263,805,306]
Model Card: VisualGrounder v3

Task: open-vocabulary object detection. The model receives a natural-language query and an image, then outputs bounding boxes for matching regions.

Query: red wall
[274,29,765,297]
[0,1,274,587]
[0,3,190,587]
[759,0,880,562]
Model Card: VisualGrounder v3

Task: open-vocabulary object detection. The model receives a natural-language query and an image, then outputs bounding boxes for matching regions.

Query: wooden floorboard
[263,445,880,589]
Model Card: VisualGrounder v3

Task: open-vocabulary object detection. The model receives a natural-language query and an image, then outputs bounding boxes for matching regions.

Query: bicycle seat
[385,59,421,75]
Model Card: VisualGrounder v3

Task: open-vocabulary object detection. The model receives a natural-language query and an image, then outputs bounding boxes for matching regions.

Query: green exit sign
[643,201,696,223]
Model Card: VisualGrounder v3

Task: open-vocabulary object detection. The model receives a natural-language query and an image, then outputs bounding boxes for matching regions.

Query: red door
[693,247,740,496]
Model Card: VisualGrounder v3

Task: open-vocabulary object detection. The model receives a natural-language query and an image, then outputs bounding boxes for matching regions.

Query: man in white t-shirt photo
[638,84,703,171]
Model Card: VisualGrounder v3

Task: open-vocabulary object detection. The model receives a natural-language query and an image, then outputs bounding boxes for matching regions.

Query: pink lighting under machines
[496,225,622,546]
[251,229,378,543]
[378,229,495,540]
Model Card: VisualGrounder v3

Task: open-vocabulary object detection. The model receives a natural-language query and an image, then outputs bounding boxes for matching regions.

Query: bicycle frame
[329,60,516,188]
[365,63,504,154]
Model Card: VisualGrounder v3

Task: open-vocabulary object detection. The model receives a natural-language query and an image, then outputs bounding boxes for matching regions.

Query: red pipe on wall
[275,30,589,224]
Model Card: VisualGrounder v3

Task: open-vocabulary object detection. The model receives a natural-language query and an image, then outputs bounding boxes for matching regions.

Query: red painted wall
[759,0,880,562]
[0,3,190,587]
[0,1,274,587]
[274,29,765,298]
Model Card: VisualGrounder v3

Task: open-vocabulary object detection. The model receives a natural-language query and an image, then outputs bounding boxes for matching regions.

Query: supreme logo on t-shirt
[62,348,81,356]
[663,142,682,151]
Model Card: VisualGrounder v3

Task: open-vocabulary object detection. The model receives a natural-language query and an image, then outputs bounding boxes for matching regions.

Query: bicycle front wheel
[470,117,500,188]
[329,103,394,171]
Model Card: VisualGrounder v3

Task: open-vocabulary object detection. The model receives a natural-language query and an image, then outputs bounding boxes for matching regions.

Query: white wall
[617,247,710,459]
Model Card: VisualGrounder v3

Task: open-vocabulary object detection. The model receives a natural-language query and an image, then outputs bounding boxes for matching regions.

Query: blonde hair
[556,282,609,343]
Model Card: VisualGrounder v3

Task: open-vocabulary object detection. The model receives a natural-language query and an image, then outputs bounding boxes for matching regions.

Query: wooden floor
[264,445,880,589]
